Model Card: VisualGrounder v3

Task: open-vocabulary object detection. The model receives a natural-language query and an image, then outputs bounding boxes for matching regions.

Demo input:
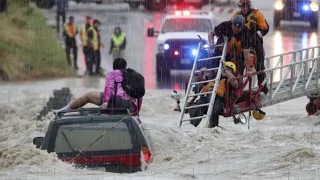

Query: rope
[70,115,129,162]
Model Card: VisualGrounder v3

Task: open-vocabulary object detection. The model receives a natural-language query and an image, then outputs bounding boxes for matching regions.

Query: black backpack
[121,68,145,98]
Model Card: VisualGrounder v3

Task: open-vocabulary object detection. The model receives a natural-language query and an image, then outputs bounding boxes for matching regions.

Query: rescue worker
[208,15,254,76]
[86,20,100,75]
[234,0,269,94]
[56,0,68,33]
[189,62,239,128]
[62,16,78,69]
[80,16,92,72]
[108,27,126,60]
[94,20,103,75]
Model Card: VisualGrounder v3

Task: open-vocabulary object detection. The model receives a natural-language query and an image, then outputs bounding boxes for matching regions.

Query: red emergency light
[174,50,179,56]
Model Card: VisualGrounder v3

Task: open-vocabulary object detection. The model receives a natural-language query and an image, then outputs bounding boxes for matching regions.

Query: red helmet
[239,0,251,8]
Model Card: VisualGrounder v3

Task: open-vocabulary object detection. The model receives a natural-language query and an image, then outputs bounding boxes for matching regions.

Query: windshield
[161,18,212,33]
[54,122,133,153]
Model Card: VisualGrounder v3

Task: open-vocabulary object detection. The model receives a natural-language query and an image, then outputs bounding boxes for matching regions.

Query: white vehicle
[147,10,216,80]
[124,0,210,11]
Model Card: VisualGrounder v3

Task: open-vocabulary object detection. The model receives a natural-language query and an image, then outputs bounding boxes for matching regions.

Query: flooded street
[1,2,320,180]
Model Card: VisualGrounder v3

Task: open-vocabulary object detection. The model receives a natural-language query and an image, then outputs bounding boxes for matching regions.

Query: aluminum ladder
[179,44,320,127]
[255,46,320,108]
[179,37,228,127]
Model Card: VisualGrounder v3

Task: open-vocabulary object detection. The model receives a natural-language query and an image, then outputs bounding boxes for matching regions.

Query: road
[1,3,320,179]
[40,2,320,91]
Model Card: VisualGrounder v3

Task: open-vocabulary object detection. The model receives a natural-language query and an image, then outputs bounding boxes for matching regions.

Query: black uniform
[86,28,96,75]
[63,24,78,69]
[213,20,253,75]
[238,9,269,94]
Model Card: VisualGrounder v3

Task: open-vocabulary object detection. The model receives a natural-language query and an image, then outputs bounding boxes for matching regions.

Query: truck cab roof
[33,108,151,173]
[157,10,215,43]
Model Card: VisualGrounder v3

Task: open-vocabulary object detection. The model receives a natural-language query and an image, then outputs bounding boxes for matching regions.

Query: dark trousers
[0,0,7,13]
[95,50,101,74]
[207,96,224,128]
[107,96,134,113]
[86,48,95,75]
[56,11,66,33]
[255,40,268,94]
[189,95,224,128]
[65,38,78,68]
[83,46,88,70]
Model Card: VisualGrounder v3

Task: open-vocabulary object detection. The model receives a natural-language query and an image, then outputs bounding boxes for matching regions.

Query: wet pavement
[1,2,320,92]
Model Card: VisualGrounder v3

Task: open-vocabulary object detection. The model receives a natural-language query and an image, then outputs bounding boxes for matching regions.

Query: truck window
[161,18,212,33]
[54,122,133,153]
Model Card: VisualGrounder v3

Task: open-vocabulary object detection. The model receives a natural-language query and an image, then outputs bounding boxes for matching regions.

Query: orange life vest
[202,79,226,97]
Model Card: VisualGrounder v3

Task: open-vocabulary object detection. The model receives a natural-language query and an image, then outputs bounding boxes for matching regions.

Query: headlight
[158,44,169,53]
[303,4,310,11]
[274,0,284,10]
[203,44,210,48]
[310,2,319,12]
[164,43,169,50]
[192,49,197,56]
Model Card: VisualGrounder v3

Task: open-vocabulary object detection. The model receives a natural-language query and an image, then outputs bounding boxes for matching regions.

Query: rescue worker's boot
[188,101,206,127]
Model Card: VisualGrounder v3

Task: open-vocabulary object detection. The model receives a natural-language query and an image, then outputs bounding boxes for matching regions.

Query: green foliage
[24,6,35,16]
[8,0,31,7]
[11,16,26,28]
[0,2,73,81]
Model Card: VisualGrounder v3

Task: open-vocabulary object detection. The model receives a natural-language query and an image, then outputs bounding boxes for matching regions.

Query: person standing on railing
[208,15,254,76]
[233,0,269,95]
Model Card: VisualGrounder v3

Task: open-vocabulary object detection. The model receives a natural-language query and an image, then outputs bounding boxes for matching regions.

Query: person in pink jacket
[54,58,142,114]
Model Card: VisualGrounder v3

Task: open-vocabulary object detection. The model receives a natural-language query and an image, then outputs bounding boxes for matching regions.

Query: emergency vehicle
[274,0,319,29]
[124,0,209,11]
[147,10,216,80]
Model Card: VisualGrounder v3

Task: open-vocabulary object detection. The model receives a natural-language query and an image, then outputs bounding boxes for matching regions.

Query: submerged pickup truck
[33,108,151,173]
